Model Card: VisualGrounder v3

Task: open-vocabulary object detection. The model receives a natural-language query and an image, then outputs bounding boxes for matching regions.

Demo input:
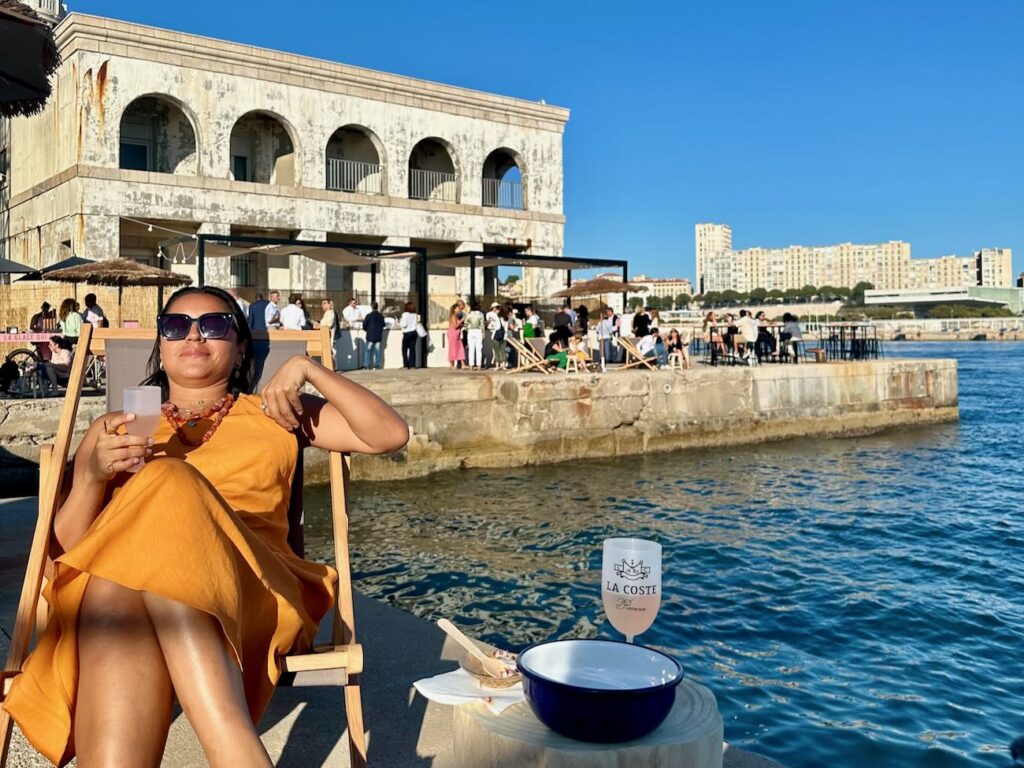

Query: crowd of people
[701,309,804,364]
[442,300,599,371]
[9,294,111,395]
[229,291,422,370]
[12,290,806,388]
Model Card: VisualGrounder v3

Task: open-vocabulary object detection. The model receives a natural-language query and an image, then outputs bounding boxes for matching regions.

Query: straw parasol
[552,277,645,299]
[0,0,60,118]
[45,258,193,326]
[552,277,647,314]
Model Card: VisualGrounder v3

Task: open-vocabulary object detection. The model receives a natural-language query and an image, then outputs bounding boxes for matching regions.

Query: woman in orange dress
[5,286,410,767]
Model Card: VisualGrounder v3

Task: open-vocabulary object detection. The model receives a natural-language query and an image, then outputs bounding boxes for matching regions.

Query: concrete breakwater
[0,359,957,493]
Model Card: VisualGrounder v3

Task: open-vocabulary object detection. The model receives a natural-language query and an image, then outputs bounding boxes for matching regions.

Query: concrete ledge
[0,359,958,492]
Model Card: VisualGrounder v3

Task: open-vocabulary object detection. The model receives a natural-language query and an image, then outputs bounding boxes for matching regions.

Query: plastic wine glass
[602,537,662,644]
[122,385,162,473]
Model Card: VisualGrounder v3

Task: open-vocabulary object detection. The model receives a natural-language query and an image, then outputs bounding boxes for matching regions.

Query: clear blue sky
[75,0,1023,281]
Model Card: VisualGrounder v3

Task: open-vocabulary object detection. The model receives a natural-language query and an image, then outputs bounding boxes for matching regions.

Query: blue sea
[307,342,1024,768]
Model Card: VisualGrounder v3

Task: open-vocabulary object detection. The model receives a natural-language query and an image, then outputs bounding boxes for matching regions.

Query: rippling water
[305,343,1023,768]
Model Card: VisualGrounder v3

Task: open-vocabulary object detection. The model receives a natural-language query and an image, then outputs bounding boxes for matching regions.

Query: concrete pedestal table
[453,678,723,768]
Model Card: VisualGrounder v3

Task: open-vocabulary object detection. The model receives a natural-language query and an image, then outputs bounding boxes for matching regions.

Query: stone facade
[1,14,568,302]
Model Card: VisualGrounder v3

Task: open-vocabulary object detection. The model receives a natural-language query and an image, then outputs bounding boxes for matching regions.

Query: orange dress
[5,394,337,766]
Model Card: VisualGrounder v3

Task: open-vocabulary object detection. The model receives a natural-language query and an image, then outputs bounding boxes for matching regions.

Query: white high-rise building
[975,248,1013,288]
[694,223,731,293]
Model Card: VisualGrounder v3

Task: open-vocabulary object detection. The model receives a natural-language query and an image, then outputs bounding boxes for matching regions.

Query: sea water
[306,342,1023,767]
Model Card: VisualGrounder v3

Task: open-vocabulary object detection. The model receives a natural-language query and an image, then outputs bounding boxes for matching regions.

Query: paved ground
[1,496,784,767]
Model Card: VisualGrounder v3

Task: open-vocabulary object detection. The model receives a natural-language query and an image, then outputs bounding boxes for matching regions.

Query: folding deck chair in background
[0,325,369,768]
[506,336,554,374]
[615,336,658,370]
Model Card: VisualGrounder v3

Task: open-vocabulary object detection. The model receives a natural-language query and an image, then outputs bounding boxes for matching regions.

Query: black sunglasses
[158,312,236,340]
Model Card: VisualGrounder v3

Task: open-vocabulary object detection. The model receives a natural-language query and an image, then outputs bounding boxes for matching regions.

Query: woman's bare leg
[75,577,173,768]
[141,591,272,768]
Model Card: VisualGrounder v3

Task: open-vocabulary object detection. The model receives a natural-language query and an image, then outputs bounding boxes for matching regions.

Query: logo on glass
[613,558,651,581]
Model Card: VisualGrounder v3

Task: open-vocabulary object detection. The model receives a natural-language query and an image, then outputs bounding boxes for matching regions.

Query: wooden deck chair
[616,336,658,371]
[0,325,369,768]
[506,336,554,374]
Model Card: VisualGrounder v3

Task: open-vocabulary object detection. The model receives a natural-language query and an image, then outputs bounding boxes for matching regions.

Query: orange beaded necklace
[161,393,236,446]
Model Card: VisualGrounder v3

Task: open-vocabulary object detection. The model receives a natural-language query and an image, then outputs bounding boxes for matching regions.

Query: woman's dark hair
[142,286,255,400]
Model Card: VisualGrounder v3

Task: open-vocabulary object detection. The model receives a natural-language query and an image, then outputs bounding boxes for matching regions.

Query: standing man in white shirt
[485,302,504,369]
[597,307,618,367]
[264,290,282,329]
[279,294,306,330]
[83,294,106,328]
[737,309,758,365]
[342,298,362,329]
[226,288,249,320]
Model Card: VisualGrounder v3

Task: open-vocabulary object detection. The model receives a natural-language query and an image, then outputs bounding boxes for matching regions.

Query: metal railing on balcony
[409,168,458,203]
[326,158,383,195]
[482,178,524,210]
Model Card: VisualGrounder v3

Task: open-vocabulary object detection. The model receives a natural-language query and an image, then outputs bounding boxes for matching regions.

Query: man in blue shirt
[248,293,268,330]
[362,302,386,369]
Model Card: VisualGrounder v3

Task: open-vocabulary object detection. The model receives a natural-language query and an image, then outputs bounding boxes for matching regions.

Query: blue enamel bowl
[516,639,683,743]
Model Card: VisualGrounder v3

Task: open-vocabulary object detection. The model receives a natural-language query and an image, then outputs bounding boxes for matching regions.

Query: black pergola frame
[157,233,428,305]
[158,237,631,320]
[423,250,630,309]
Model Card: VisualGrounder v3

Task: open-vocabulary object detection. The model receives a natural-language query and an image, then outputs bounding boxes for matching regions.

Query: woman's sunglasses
[158,312,236,340]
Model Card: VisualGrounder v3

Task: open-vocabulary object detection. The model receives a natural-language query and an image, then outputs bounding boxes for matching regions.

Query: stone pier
[0,359,958,494]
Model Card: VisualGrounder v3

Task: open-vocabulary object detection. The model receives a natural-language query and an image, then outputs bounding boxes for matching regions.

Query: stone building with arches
[1,13,568,302]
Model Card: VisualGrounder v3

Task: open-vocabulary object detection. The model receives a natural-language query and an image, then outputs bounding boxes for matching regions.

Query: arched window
[482,148,524,210]
[408,138,458,203]
[229,111,298,186]
[119,96,198,175]
[325,125,384,195]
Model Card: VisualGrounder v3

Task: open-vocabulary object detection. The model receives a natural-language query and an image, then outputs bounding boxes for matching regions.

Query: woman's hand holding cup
[88,412,154,482]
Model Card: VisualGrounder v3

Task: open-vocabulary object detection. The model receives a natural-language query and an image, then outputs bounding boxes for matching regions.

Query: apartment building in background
[695,223,732,293]
[975,248,1013,288]
[696,223,1013,294]
[629,274,693,303]
[906,255,976,290]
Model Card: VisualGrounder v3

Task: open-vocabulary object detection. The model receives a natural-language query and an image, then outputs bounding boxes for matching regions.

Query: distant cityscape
[694,223,1013,295]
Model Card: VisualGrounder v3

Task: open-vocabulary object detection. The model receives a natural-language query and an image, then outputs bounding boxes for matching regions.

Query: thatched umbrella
[552,277,648,314]
[45,258,193,326]
[0,0,60,118]
[552,277,645,299]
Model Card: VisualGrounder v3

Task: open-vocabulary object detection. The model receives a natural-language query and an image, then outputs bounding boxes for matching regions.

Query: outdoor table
[820,323,877,361]
[453,678,723,768]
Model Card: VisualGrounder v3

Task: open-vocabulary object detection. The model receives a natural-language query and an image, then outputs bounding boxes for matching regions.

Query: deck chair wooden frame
[0,324,368,768]
[615,336,658,371]
[506,336,554,374]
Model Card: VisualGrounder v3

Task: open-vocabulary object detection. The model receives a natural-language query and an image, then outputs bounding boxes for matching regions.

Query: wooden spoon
[436,619,510,678]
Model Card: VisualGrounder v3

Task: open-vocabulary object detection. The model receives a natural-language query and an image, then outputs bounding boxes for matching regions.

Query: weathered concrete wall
[0,360,958,495]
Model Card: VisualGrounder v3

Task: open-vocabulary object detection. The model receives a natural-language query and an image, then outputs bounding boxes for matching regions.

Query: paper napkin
[413,667,524,715]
